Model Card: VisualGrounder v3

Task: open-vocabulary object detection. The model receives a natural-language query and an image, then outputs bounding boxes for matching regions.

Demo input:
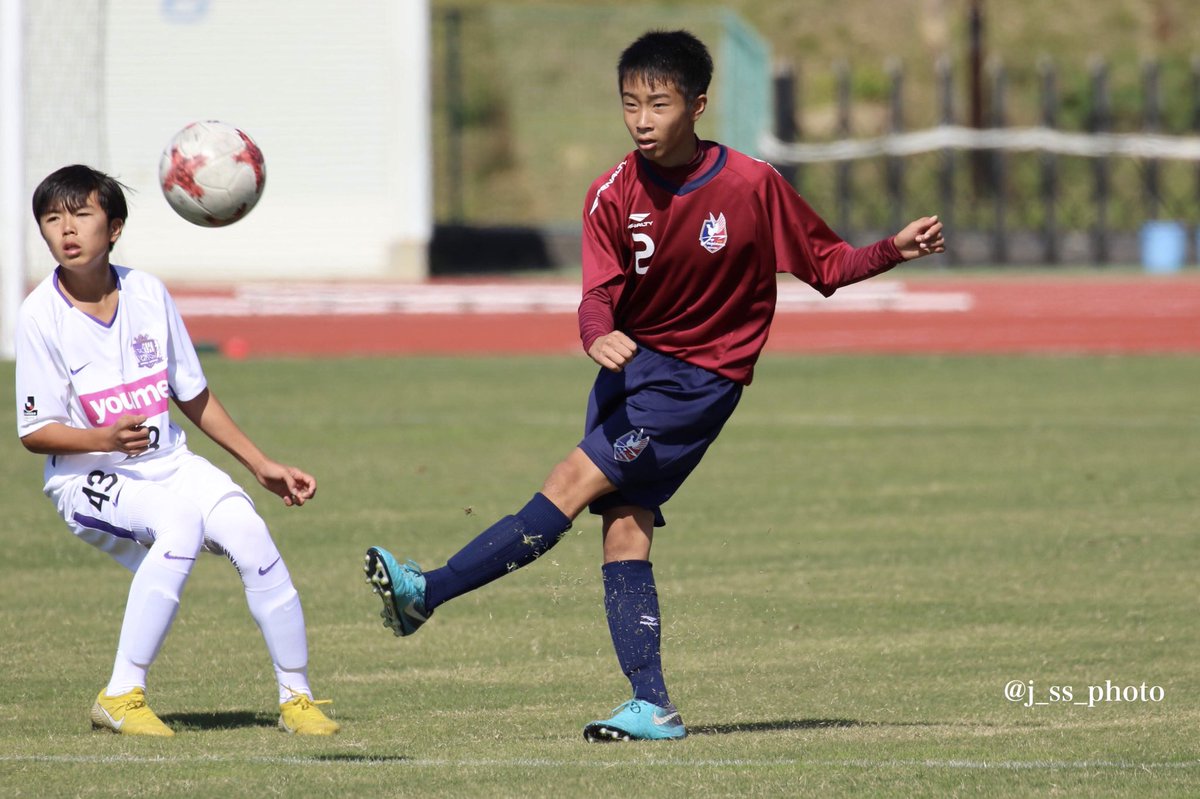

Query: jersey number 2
[633,233,655,275]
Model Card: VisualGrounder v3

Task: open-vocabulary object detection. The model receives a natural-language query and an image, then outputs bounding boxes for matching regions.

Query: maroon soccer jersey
[580,140,903,384]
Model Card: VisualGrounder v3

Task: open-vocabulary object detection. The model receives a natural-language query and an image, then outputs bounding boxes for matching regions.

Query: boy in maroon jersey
[365,30,944,741]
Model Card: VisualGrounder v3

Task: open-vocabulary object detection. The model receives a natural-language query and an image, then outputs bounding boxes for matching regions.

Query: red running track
[176,276,1200,358]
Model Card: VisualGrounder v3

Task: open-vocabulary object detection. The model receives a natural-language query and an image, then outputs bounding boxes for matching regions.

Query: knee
[130,485,205,557]
[205,498,284,584]
[541,449,614,518]
[162,501,206,556]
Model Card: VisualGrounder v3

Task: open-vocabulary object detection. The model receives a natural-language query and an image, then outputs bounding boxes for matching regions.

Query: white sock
[246,579,313,704]
[106,585,183,695]
[105,499,204,696]
[205,497,313,705]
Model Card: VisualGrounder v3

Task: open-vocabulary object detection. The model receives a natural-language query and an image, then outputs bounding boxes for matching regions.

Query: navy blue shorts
[579,345,742,527]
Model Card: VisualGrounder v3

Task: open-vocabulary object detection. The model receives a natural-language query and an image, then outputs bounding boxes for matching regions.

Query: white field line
[1,754,1196,770]
[172,281,972,317]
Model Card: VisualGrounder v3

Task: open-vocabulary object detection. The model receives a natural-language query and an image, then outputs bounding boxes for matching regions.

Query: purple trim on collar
[53,265,121,329]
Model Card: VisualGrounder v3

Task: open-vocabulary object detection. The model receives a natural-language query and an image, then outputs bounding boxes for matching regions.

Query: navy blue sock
[602,560,670,708]
[423,493,571,611]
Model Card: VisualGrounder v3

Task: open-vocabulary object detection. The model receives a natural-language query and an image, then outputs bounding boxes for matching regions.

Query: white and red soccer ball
[159,121,265,227]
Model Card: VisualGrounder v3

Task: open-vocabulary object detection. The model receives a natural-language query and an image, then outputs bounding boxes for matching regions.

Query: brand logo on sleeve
[22,396,37,417]
[627,212,653,229]
[588,160,626,216]
[699,211,727,253]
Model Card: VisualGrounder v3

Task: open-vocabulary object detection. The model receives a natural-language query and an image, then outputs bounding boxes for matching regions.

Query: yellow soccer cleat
[90,688,174,737]
[278,692,341,735]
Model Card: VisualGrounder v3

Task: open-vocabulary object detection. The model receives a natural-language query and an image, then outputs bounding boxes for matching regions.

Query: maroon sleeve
[578,285,615,353]
[579,161,629,353]
[763,167,905,296]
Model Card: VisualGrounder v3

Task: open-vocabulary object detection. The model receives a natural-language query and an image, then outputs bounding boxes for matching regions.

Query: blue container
[1140,221,1186,274]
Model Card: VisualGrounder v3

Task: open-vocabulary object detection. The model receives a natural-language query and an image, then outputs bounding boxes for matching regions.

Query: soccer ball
[159,121,266,227]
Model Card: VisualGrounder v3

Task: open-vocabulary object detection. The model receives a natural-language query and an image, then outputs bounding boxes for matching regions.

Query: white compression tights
[106,490,312,704]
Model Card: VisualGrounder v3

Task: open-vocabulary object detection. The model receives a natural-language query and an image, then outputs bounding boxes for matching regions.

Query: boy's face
[621,75,706,168]
[37,192,123,274]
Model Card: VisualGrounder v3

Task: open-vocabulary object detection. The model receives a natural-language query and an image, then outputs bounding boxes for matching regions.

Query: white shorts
[50,447,253,572]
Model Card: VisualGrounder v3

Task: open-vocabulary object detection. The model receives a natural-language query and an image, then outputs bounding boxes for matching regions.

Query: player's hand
[109,414,151,456]
[588,331,638,372]
[255,460,317,507]
[894,215,945,260]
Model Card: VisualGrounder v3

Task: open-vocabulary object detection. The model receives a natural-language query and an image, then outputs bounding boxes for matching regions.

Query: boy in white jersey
[14,165,338,736]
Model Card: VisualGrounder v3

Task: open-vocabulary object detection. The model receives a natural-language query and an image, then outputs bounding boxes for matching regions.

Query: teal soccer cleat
[583,699,687,742]
[364,546,430,637]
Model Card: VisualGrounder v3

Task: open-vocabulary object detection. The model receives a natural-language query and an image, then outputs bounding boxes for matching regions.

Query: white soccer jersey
[15,265,208,496]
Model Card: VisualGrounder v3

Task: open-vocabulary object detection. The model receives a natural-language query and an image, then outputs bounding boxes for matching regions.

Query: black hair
[617,30,713,104]
[32,164,129,225]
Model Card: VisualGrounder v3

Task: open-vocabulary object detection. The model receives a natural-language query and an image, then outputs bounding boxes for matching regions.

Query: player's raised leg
[584,506,686,742]
[364,448,613,636]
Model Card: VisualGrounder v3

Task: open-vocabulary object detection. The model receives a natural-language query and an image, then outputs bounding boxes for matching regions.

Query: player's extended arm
[893,215,945,260]
[19,416,151,457]
[174,387,316,507]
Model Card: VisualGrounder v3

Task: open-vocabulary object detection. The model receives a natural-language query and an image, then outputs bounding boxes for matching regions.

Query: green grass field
[1,354,1198,797]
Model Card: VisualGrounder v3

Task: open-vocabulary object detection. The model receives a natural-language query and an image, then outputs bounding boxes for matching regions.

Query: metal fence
[430,3,1200,269]
[772,56,1200,266]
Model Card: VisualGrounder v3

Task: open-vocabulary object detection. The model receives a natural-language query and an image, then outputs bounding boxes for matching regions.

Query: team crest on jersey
[699,212,727,253]
[613,428,650,463]
[132,334,164,369]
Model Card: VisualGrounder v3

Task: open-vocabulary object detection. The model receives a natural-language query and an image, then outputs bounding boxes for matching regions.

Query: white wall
[55,0,430,282]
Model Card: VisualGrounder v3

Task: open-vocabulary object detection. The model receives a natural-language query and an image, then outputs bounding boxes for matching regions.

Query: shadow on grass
[160,710,278,731]
[691,719,937,736]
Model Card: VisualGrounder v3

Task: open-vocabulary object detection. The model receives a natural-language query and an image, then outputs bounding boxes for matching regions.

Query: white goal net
[1,0,108,357]
[1,0,432,359]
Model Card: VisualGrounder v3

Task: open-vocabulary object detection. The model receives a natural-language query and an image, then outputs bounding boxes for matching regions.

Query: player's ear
[690,93,707,122]
[109,217,124,247]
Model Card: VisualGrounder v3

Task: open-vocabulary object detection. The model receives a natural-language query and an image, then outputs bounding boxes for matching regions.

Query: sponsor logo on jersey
[79,370,170,426]
[23,396,37,418]
[132,334,164,369]
[613,428,650,462]
[699,211,728,253]
[589,160,626,215]
[627,212,653,229]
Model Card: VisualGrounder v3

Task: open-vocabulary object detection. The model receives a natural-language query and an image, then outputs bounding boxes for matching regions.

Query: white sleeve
[163,286,207,402]
[14,304,71,438]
